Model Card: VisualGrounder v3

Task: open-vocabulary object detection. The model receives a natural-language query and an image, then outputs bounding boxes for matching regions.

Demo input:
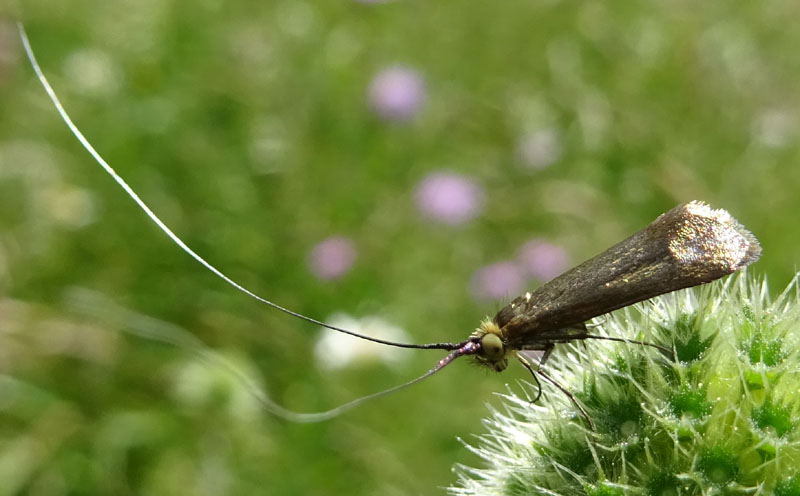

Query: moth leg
[515,343,554,403]
[536,368,596,431]
[516,348,595,431]
[583,335,673,359]
[586,317,605,330]
[538,343,555,368]
[514,351,543,403]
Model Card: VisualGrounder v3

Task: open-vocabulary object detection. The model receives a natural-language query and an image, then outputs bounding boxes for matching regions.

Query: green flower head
[453,274,800,495]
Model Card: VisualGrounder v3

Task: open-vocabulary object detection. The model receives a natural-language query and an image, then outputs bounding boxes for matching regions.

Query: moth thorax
[474,320,509,372]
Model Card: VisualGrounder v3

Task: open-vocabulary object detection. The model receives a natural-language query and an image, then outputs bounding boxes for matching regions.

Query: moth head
[473,320,509,372]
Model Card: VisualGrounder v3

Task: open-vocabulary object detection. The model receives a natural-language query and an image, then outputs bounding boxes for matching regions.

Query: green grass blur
[2,0,800,494]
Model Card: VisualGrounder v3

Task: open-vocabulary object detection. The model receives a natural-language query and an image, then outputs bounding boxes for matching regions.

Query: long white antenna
[16,22,470,421]
[16,22,453,351]
[66,288,443,422]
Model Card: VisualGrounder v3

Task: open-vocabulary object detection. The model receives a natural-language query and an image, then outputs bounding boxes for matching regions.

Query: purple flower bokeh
[308,236,357,281]
[414,171,485,225]
[516,239,569,281]
[368,66,426,122]
[470,262,525,302]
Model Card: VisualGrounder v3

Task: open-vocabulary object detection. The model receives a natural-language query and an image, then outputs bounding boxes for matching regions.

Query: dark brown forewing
[496,201,760,347]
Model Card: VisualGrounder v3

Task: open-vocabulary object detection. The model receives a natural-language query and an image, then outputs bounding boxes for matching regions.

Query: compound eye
[480,333,505,360]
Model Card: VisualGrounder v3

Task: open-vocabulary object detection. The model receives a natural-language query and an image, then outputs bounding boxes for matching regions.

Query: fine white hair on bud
[452,273,800,496]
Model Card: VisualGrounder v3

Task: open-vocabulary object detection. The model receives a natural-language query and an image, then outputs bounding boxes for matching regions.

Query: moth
[18,24,761,425]
[415,200,760,425]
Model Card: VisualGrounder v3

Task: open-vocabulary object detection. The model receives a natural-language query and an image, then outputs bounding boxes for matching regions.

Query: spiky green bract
[452,274,800,495]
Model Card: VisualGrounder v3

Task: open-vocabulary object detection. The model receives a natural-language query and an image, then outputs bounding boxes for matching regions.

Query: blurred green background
[2,0,799,494]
